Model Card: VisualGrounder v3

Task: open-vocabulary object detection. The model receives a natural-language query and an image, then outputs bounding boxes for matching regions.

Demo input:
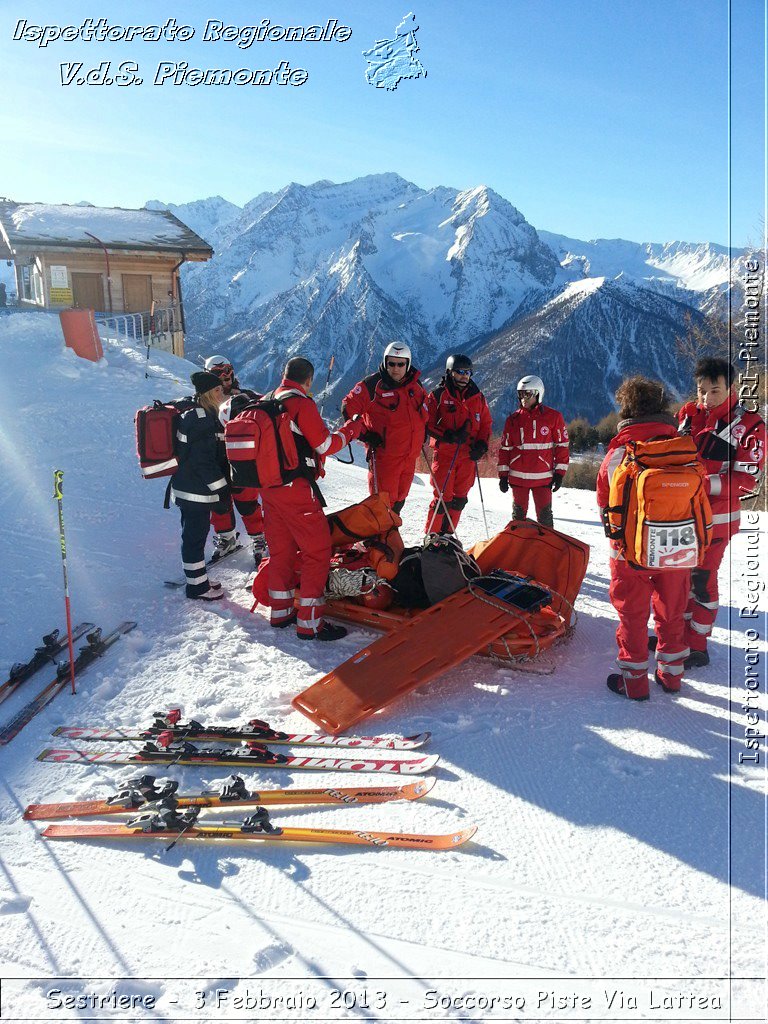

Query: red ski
[52,714,430,749]
[36,745,439,775]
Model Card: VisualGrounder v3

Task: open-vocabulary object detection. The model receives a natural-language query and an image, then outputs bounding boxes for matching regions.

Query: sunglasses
[452,368,472,377]
[386,360,407,368]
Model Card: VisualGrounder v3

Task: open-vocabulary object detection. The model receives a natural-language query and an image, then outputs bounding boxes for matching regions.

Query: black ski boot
[298,622,348,642]
[537,504,554,529]
[684,650,710,669]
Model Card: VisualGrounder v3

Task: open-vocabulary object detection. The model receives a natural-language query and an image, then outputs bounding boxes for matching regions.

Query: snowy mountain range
[147,175,744,423]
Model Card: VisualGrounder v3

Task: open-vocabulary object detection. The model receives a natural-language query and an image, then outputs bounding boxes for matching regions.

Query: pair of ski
[0,623,136,747]
[1,623,93,706]
[32,774,475,849]
[41,711,438,774]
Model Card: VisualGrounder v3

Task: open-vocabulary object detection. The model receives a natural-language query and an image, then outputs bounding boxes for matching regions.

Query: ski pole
[423,444,460,536]
[53,470,77,695]
[371,449,379,492]
[318,353,335,419]
[144,300,156,378]
[475,464,490,539]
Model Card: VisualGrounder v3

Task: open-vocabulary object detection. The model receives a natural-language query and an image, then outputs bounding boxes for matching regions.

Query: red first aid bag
[135,399,193,479]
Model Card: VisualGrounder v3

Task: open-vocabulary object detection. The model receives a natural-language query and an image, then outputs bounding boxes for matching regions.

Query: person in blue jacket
[170,371,230,600]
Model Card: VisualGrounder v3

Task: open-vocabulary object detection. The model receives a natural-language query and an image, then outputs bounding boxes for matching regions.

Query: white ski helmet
[517,374,545,404]
[204,355,231,371]
[383,341,412,371]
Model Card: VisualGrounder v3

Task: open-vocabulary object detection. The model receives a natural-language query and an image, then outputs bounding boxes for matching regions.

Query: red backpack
[135,398,194,479]
[224,392,312,489]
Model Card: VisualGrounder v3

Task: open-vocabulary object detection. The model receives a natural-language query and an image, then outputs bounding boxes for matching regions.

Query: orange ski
[42,819,476,850]
[24,777,436,820]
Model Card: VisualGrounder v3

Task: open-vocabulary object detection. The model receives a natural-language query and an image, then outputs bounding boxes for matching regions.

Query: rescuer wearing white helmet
[496,373,569,528]
[342,341,429,513]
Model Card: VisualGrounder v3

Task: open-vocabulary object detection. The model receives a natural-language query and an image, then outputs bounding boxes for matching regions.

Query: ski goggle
[386,359,408,368]
[452,368,472,377]
[518,389,536,398]
[210,363,234,379]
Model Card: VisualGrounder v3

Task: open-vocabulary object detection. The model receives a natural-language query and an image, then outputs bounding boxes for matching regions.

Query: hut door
[71,273,105,310]
[122,274,153,312]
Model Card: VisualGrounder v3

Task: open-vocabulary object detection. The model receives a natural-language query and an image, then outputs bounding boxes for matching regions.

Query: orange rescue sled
[327,520,589,661]
[293,572,552,734]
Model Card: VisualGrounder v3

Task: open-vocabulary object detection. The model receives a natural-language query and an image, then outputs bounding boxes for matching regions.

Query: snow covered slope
[539,230,750,324]
[539,232,738,294]
[466,277,710,421]
[0,311,764,1019]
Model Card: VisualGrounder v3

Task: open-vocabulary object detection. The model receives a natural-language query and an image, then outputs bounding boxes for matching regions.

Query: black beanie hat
[191,371,222,395]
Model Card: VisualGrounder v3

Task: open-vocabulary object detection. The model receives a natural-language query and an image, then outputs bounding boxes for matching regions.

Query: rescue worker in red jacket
[259,356,362,641]
[204,354,267,565]
[425,354,492,534]
[676,357,766,668]
[341,341,429,514]
[497,375,569,529]
[597,377,691,700]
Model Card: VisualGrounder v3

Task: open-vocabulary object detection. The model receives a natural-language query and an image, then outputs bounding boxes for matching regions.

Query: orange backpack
[604,436,712,570]
[326,494,404,581]
[326,494,402,546]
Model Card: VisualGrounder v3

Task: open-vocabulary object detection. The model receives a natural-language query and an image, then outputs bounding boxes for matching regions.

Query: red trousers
[211,487,263,537]
[426,446,475,533]
[684,527,733,652]
[609,554,690,697]
[511,484,552,520]
[260,479,331,637]
[368,450,418,508]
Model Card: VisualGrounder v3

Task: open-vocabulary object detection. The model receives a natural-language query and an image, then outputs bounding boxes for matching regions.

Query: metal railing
[95,302,181,353]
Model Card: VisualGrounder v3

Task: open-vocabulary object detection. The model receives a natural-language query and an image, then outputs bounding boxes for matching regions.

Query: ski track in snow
[0,312,765,1019]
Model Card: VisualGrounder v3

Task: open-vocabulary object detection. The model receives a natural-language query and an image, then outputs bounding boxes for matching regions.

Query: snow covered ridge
[146,174,745,423]
[539,231,744,293]
[0,311,765,1006]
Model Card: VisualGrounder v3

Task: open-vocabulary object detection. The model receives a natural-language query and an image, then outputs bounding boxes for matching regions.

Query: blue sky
[0,0,763,246]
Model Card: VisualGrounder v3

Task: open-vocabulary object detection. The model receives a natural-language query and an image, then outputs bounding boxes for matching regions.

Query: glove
[441,422,469,445]
[211,497,230,515]
[498,476,509,494]
[551,474,564,492]
[339,417,363,443]
[469,440,488,462]
[360,429,384,449]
